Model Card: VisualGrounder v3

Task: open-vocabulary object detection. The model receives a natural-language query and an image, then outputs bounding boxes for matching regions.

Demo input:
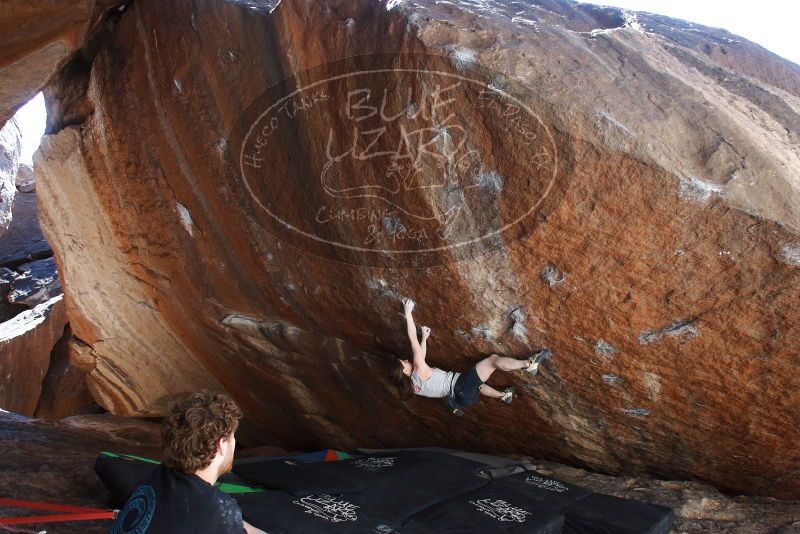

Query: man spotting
[109,390,265,534]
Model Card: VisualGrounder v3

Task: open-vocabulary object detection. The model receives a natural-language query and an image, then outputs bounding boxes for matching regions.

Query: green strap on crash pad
[215,482,264,494]
[101,451,160,464]
[100,451,265,493]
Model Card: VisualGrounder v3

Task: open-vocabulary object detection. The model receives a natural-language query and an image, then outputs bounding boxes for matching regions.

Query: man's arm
[244,520,268,534]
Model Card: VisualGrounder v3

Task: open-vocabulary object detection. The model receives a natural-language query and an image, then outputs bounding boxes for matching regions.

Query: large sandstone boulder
[0,294,68,415]
[32,0,800,498]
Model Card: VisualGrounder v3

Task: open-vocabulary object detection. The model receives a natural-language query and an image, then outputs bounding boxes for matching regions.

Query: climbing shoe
[524,349,552,376]
[446,397,464,417]
[499,386,516,404]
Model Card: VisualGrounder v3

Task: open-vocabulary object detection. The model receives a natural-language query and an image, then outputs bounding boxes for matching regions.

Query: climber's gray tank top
[411,367,460,398]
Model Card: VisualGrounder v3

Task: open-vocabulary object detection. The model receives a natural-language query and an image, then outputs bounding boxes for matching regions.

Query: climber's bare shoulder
[414,361,433,380]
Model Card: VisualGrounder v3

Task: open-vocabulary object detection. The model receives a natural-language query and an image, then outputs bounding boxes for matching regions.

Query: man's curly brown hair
[162,390,243,473]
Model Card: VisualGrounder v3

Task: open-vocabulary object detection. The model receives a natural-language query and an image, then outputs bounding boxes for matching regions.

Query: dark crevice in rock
[33,323,72,417]
[0,300,28,323]
[44,1,135,136]
[0,249,53,271]
[34,323,106,420]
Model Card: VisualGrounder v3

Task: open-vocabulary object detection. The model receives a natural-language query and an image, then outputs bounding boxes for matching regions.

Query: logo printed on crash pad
[293,494,359,522]
[525,475,569,493]
[110,485,156,534]
[470,498,531,522]
[352,457,397,472]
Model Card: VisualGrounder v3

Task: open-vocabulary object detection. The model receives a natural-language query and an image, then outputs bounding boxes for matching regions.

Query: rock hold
[593,339,617,356]
[638,318,699,346]
[541,264,567,288]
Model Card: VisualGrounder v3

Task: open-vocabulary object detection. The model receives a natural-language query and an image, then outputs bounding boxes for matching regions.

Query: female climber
[389,298,550,416]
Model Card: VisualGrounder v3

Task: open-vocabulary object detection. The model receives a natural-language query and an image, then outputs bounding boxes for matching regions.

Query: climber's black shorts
[451,366,483,408]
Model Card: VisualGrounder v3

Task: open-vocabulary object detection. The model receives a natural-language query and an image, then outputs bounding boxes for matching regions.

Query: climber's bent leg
[478,383,504,399]
[475,354,529,382]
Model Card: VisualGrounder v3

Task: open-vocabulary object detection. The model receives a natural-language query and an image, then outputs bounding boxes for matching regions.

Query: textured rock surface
[0,0,121,129]
[526,458,800,533]
[0,117,21,236]
[0,190,53,267]
[7,255,63,307]
[0,410,799,534]
[0,267,27,322]
[0,188,56,320]
[0,411,161,534]
[0,294,68,415]
[15,161,35,192]
[31,0,800,499]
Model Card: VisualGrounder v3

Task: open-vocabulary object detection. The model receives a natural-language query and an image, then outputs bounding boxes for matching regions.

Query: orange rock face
[0,0,120,128]
[32,0,800,498]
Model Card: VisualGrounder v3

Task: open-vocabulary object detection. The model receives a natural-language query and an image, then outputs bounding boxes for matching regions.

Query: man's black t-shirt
[108,464,247,534]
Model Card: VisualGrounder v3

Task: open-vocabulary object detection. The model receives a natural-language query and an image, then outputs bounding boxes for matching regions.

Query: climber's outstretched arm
[403,299,432,377]
[403,298,422,356]
[419,326,430,361]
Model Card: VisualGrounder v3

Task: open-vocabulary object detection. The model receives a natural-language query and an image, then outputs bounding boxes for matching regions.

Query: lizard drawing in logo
[525,475,569,493]
[351,456,398,472]
[470,498,531,523]
[319,80,498,242]
[293,494,359,523]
